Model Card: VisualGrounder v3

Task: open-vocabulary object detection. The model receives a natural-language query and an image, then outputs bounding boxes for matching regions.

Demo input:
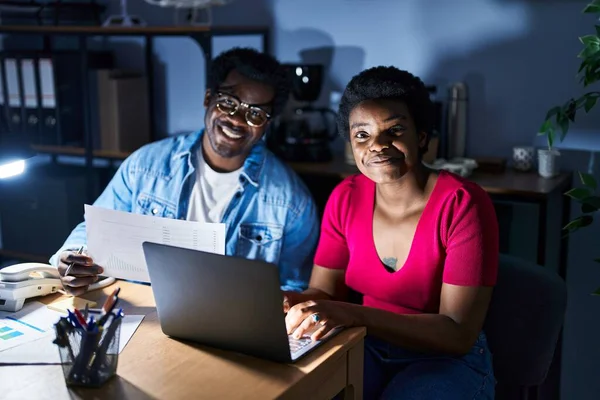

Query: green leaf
[594,258,600,263]
[580,171,598,189]
[584,3,600,14]
[545,106,562,121]
[538,119,552,135]
[593,286,600,296]
[585,95,598,112]
[566,187,592,200]
[557,113,570,140]
[585,74,593,87]
[563,215,594,232]
[580,42,600,58]
[566,100,578,122]
[596,25,600,37]
[582,203,597,213]
[581,35,600,46]
[581,196,600,211]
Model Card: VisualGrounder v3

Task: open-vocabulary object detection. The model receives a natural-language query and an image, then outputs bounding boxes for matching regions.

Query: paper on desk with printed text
[85,205,226,282]
[0,301,62,353]
[0,313,145,364]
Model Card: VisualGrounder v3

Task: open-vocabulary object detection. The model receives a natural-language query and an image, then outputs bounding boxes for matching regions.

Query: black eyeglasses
[214,92,272,127]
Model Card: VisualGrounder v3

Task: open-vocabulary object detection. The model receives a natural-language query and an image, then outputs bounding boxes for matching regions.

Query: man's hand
[57,250,104,296]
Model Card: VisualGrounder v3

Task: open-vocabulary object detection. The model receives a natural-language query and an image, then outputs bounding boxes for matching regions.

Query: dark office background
[0,1,598,399]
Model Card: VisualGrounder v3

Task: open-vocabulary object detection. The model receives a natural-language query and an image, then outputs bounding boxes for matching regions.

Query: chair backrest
[483,254,567,387]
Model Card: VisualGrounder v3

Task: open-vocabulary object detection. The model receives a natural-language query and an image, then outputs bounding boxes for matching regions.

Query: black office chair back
[484,254,567,395]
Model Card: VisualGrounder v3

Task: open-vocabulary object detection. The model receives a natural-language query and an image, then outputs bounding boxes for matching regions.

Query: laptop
[141,242,341,363]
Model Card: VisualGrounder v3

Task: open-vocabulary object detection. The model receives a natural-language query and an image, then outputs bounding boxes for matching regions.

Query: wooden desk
[0,281,366,400]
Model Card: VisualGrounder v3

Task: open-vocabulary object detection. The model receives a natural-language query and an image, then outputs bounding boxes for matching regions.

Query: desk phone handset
[0,263,115,312]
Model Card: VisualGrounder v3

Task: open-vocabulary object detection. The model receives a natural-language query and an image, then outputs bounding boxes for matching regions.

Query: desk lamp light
[0,133,35,179]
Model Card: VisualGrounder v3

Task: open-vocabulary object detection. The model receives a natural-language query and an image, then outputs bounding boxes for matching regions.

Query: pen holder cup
[55,315,121,387]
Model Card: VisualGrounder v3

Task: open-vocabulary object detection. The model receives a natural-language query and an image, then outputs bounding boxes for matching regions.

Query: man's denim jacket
[49,129,320,291]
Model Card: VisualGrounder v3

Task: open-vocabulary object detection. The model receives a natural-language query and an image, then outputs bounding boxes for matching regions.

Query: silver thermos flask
[447,82,468,159]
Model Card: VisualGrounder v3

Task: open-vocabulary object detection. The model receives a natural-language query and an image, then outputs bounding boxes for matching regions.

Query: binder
[39,57,59,145]
[21,59,41,144]
[4,58,22,135]
[0,51,114,147]
[0,58,8,135]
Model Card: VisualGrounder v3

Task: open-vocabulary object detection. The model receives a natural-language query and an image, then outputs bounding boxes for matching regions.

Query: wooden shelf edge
[32,145,131,160]
[0,25,269,35]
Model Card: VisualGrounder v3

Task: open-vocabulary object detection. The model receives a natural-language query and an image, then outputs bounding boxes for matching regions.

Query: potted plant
[538,1,600,178]
[540,0,600,292]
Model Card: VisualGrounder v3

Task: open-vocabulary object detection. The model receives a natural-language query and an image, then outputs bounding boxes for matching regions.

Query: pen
[64,246,84,277]
[98,287,120,326]
[73,309,88,329]
[67,310,82,329]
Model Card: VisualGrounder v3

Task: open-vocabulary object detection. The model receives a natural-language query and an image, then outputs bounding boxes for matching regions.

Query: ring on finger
[311,313,321,324]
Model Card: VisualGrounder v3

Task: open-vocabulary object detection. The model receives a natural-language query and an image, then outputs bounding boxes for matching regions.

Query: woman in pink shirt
[284,66,499,399]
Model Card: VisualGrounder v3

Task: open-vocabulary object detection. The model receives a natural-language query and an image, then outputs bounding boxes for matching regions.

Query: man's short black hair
[208,47,289,118]
[337,66,433,156]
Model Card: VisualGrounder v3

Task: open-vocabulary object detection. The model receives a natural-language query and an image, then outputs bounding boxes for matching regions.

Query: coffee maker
[267,64,337,162]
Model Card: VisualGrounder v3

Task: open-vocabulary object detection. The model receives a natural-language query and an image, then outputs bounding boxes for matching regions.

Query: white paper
[0,314,145,365]
[0,301,62,353]
[85,205,226,282]
[116,315,144,353]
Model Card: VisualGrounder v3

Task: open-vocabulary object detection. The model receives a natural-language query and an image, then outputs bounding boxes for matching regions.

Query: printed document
[85,205,226,282]
[0,302,145,365]
[0,301,62,353]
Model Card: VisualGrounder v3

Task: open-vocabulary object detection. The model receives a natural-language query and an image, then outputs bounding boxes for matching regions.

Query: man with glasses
[50,48,319,296]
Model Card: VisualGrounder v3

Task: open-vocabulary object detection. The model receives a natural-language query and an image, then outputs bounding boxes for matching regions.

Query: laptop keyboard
[288,335,312,353]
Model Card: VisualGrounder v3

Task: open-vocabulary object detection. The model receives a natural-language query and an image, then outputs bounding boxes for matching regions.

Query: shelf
[0,25,269,36]
[32,145,131,160]
[31,145,572,197]
[0,249,49,264]
[291,155,573,198]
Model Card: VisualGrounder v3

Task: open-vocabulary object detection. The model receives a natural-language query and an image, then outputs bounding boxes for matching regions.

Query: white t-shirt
[186,149,242,223]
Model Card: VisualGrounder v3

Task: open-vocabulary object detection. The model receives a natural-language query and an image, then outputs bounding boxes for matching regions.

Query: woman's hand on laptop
[285,300,358,341]
[58,251,104,296]
[282,291,312,313]
[282,289,333,313]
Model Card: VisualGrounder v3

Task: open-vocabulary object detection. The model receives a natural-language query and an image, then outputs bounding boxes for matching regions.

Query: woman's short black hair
[208,47,290,118]
[337,66,434,156]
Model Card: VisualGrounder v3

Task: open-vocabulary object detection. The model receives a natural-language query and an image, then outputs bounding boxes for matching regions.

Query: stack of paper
[0,301,61,354]
[85,205,226,282]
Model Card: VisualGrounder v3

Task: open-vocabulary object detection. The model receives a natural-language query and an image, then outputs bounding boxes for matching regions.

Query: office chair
[484,254,568,400]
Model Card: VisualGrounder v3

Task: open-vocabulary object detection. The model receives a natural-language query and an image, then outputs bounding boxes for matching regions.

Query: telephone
[0,263,115,312]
